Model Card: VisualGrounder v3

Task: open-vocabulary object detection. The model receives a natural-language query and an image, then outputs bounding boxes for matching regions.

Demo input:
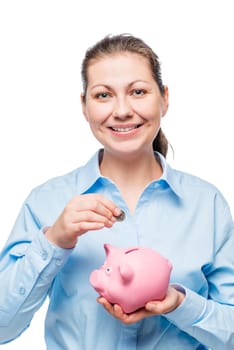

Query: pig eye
[106,267,112,274]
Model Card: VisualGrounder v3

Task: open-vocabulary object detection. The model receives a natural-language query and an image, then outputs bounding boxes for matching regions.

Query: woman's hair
[81,34,169,157]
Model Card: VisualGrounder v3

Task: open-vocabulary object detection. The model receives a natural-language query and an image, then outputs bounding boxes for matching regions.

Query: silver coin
[115,210,125,222]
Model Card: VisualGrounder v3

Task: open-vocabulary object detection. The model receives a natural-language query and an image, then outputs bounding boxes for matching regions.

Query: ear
[80,93,89,122]
[119,263,134,283]
[104,243,115,257]
[161,85,169,117]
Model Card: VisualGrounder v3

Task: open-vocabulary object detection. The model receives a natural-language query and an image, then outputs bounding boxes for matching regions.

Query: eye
[106,267,112,274]
[96,92,110,99]
[132,89,146,96]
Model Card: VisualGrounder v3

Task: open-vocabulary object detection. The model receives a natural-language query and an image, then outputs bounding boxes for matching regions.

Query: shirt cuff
[165,285,207,328]
[27,228,74,278]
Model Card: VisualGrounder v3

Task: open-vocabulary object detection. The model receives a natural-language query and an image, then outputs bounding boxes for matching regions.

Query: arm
[165,285,234,350]
[0,204,72,344]
[0,191,120,343]
[164,201,234,350]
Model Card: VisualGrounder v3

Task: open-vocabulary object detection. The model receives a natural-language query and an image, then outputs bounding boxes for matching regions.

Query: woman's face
[82,52,169,158]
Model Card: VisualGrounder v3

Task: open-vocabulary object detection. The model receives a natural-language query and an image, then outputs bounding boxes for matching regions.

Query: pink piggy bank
[89,244,172,313]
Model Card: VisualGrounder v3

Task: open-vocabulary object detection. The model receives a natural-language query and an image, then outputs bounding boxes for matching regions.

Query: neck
[100,149,162,195]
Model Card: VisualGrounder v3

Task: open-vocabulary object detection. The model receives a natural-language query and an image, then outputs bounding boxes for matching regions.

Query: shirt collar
[77,149,103,194]
[156,152,183,198]
[77,149,183,198]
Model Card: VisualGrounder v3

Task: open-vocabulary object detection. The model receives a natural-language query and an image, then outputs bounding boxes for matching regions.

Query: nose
[89,270,105,294]
[112,96,133,120]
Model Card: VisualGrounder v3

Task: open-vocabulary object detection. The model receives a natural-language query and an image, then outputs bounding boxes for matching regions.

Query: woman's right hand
[45,194,121,249]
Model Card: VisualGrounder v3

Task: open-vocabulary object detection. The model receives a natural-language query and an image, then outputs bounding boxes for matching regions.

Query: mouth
[109,124,142,133]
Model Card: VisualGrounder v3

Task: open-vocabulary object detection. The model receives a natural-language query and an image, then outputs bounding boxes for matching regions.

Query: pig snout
[89,270,105,294]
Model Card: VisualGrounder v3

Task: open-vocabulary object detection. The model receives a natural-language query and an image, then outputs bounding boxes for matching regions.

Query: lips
[109,125,141,132]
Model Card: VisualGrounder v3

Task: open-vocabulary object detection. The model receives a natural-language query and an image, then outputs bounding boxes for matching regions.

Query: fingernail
[114,207,121,216]
[114,209,125,222]
[146,303,155,311]
[107,220,114,226]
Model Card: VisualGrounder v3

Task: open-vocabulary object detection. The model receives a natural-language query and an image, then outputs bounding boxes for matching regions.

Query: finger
[97,297,116,316]
[98,298,129,322]
[70,210,115,226]
[145,301,164,314]
[145,288,180,314]
[97,298,152,324]
[72,195,121,220]
[113,304,125,318]
[92,194,121,215]
[118,308,153,324]
[73,221,106,236]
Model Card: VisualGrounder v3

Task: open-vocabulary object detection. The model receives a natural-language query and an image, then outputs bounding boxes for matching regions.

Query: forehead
[87,52,153,85]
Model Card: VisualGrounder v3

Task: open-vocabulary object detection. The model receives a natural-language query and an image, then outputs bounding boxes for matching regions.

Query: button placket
[41,250,48,260]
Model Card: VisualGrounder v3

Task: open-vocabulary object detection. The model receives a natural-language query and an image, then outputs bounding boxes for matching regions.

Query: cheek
[86,103,112,124]
[138,107,161,122]
[133,98,162,120]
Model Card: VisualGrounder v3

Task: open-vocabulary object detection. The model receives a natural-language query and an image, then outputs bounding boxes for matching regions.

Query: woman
[0,34,233,349]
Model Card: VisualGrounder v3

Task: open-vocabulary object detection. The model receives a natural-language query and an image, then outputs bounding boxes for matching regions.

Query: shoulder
[172,166,228,205]
[32,167,81,194]
[28,150,100,197]
[159,152,224,200]
[176,168,217,190]
[24,167,82,210]
[25,150,100,205]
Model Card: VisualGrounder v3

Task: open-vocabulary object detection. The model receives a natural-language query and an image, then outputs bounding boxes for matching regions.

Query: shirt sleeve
[165,197,234,350]
[0,200,73,344]
[165,287,234,350]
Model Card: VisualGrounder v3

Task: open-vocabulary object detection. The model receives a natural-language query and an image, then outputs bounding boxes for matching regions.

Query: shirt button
[55,258,62,266]
[19,287,25,295]
[42,251,48,260]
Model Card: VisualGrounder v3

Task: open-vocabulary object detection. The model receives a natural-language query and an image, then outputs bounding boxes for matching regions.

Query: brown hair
[81,34,169,157]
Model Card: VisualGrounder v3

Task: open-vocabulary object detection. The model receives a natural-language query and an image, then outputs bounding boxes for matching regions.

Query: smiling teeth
[112,126,137,132]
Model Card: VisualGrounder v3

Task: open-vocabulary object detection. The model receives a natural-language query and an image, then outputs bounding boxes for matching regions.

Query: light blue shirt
[0,150,234,349]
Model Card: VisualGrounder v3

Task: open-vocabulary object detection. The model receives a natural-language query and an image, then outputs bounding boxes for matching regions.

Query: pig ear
[119,263,134,283]
[104,243,114,256]
[167,260,173,271]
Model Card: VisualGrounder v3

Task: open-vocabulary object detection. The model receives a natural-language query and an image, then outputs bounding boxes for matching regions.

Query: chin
[106,146,149,159]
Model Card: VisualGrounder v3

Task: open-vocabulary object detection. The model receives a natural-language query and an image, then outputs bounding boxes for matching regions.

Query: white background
[0,0,234,348]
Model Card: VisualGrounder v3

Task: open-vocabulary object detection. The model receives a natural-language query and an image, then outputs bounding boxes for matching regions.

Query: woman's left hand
[97,286,185,325]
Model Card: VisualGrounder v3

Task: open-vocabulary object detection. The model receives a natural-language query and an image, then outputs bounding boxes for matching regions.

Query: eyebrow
[90,80,150,91]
